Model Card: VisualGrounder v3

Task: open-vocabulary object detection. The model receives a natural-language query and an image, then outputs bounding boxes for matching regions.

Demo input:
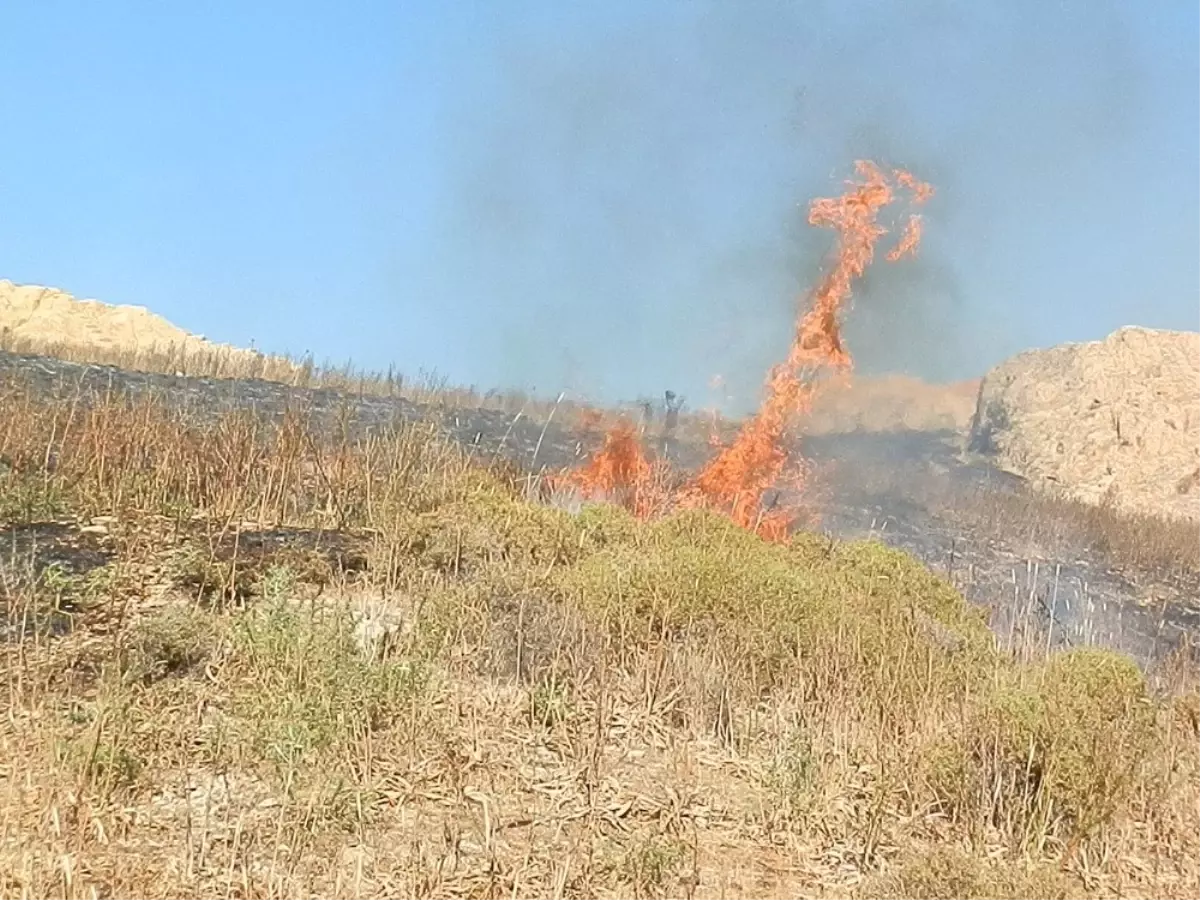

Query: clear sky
[2,1,1197,409]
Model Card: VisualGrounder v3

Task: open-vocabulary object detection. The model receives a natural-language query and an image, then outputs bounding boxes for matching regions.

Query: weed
[619,835,688,899]
[766,727,818,815]
[125,603,222,684]
[529,678,574,727]
[987,648,1156,846]
[228,597,431,779]
[865,844,1083,899]
[0,471,68,523]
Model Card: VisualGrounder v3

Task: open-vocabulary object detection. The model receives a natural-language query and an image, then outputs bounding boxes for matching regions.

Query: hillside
[806,373,979,435]
[2,358,1198,899]
[0,278,980,437]
[2,282,1199,897]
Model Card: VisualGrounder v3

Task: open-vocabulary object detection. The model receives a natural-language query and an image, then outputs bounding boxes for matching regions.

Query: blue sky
[1,1,1196,408]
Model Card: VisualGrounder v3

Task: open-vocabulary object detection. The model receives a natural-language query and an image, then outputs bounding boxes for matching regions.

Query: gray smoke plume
[427,0,1153,411]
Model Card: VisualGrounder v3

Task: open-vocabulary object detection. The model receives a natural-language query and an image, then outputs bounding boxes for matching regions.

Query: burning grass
[2,372,1198,899]
[561,162,935,542]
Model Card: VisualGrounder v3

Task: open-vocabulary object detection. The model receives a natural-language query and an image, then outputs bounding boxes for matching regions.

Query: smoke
[429,0,1147,410]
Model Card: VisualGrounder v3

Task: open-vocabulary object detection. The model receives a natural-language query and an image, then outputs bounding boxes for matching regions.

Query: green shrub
[949,647,1157,846]
[553,509,992,726]
[0,471,70,522]
[125,603,222,685]
[573,500,641,550]
[229,597,430,776]
[394,488,580,575]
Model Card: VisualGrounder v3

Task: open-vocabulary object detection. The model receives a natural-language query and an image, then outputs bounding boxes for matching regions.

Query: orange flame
[559,417,664,519]
[564,161,933,540]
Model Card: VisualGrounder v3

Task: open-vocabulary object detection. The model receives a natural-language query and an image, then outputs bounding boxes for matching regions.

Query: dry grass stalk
[1,369,1197,900]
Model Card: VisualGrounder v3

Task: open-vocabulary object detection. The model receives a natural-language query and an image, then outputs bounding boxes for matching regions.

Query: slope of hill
[806,373,979,435]
[2,278,988,439]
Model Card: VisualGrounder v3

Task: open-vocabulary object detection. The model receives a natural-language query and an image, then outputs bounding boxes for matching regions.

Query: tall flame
[561,161,933,540]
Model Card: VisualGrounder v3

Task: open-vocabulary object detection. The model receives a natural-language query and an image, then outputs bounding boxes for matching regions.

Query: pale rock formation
[0,279,289,377]
[968,326,1200,522]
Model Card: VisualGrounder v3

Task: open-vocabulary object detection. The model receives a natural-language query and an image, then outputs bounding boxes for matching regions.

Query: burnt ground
[797,431,1200,668]
[3,349,1198,669]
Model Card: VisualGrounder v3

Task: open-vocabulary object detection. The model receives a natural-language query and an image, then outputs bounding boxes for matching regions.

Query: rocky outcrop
[3,280,202,352]
[968,326,1200,521]
[0,279,292,378]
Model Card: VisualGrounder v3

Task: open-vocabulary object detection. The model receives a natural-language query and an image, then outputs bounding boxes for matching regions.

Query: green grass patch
[226,595,431,778]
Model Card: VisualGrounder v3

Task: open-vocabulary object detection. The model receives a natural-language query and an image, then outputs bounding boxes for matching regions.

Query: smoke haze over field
[1,1,1196,409]
[431,0,1177,410]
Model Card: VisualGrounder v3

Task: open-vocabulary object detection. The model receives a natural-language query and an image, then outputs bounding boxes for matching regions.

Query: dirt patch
[163,525,373,604]
[0,521,113,583]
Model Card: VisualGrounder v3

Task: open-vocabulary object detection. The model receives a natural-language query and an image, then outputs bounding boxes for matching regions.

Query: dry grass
[0,332,308,391]
[842,455,1200,587]
[0,329,908,463]
[1,370,1199,900]
[955,486,1200,585]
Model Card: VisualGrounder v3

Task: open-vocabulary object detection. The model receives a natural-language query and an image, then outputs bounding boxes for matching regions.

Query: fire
[886,213,924,263]
[563,161,933,540]
[557,417,667,519]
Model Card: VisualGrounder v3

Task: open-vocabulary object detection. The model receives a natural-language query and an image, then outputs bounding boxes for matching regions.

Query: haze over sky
[2,1,1197,409]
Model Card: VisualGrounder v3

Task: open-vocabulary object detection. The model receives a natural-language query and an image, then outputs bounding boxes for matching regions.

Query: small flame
[887,215,924,263]
[559,417,665,519]
[563,161,933,540]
